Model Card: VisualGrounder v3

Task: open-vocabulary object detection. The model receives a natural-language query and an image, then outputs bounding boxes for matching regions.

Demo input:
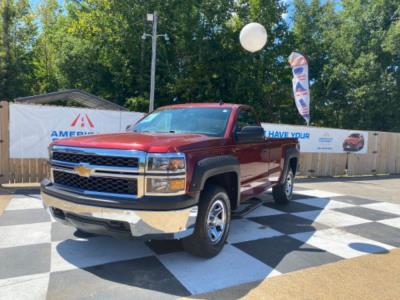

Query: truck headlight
[146,177,186,194]
[145,153,186,195]
[146,154,185,173]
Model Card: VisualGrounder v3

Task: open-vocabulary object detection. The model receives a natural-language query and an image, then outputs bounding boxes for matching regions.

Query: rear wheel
[183,184,231,258]
[272,169,294,204]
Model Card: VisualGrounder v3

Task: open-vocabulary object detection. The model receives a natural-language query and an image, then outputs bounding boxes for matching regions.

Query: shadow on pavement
[349,242,389,254]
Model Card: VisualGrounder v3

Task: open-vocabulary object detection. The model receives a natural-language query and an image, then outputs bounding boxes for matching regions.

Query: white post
[149,11,157,113]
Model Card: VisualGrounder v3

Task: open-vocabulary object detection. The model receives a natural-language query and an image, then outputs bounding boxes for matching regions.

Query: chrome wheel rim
[207,199,226,244]
[285,172,293,197]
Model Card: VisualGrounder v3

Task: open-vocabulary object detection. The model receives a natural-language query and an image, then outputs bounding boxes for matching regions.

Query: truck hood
[52,132,223,153]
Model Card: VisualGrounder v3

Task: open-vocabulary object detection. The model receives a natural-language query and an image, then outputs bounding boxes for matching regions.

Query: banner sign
[9,104,144,158]
[262,123,369,154]
[288,51,310,125]
[9,103,368,157]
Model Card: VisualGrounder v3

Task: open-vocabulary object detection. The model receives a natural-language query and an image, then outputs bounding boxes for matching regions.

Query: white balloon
[239,22,268,53]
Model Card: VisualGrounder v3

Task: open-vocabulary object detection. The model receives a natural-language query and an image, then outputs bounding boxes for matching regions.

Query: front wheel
[272,169,294,204]
[183,184,231,258]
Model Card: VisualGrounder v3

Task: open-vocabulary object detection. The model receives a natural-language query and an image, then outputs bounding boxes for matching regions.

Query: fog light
[146,178,185,194]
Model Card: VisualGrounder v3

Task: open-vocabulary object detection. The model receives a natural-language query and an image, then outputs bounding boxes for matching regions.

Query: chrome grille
[52,152,139,168]
[49,146,146,198]
[53,171,137,195]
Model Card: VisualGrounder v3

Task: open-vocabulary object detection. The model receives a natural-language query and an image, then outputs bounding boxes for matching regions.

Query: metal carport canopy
[14,89,127,111]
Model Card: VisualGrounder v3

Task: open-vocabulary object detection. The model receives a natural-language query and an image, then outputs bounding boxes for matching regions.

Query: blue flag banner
[288,52,310,125]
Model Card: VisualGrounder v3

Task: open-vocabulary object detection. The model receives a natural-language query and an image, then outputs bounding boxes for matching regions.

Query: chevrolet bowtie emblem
[74,165,94,177]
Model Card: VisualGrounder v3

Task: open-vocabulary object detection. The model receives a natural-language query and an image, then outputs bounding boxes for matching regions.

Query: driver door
[233,108,269,196]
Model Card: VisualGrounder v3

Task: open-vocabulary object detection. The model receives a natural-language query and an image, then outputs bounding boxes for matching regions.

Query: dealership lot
[1,178,400,299]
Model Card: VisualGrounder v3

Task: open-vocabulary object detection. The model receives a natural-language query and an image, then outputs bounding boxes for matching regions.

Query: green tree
[0,0,36,100]
[292,0,341,127]
[2,0,399,132]
[125,96,149,112]
[33,0,63,93]
[49,0,294,122]
[293,0,400,131]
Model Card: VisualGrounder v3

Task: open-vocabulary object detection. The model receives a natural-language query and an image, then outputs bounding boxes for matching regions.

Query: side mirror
[236,126,265,143]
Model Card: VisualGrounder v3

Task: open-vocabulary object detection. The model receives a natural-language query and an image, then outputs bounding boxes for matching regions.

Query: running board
[232,198,264,218]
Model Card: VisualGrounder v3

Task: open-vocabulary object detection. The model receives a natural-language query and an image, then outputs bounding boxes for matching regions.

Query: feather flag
[288,52,310,125]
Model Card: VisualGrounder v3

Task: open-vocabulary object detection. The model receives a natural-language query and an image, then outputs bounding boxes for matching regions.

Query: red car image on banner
[343,133,365,152]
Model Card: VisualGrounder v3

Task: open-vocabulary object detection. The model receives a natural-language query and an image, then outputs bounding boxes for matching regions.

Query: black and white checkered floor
[1,189,400,299]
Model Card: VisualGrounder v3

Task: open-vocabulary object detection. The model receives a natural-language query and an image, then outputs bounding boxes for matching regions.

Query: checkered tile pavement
[1,189,400,299]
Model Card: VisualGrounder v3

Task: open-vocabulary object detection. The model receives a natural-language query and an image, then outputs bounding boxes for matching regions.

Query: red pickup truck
[41,103,299,257]
[343,133,365,152]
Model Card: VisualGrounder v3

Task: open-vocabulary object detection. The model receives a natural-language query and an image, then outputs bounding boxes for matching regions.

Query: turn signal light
[169,178,185,191]
[146,178,186,194]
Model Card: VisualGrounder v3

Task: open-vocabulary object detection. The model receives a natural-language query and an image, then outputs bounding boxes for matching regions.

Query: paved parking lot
[0,177,400,299]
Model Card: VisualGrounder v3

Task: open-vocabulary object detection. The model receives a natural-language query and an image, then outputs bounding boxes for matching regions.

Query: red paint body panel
[52,103,299,202]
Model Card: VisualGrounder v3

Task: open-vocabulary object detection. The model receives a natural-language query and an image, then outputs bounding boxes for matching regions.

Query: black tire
[183,184,231,258]
[272,169,294,204]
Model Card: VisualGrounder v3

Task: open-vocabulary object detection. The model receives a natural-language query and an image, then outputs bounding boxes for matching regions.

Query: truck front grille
[53,171,137,195]
[52,152,139,168]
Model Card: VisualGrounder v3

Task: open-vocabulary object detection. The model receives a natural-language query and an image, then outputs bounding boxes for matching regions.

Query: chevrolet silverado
[41,103,299,257]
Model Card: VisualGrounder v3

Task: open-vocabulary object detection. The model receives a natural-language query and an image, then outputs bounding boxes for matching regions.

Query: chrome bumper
[41,192,198,239]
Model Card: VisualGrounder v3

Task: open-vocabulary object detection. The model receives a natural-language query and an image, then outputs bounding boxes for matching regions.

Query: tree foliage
[0,0,399,131]
[0,0,36,99]
[293,0,400,131]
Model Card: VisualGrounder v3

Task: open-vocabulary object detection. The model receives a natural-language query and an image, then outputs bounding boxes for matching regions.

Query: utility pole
[142,12,168,113]
[149,12,157,113]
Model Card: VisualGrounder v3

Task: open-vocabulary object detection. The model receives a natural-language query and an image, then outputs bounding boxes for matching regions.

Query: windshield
[132,107,232,137]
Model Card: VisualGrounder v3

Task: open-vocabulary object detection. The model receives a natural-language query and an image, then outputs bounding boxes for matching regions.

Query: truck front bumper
[41,183,198,240]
